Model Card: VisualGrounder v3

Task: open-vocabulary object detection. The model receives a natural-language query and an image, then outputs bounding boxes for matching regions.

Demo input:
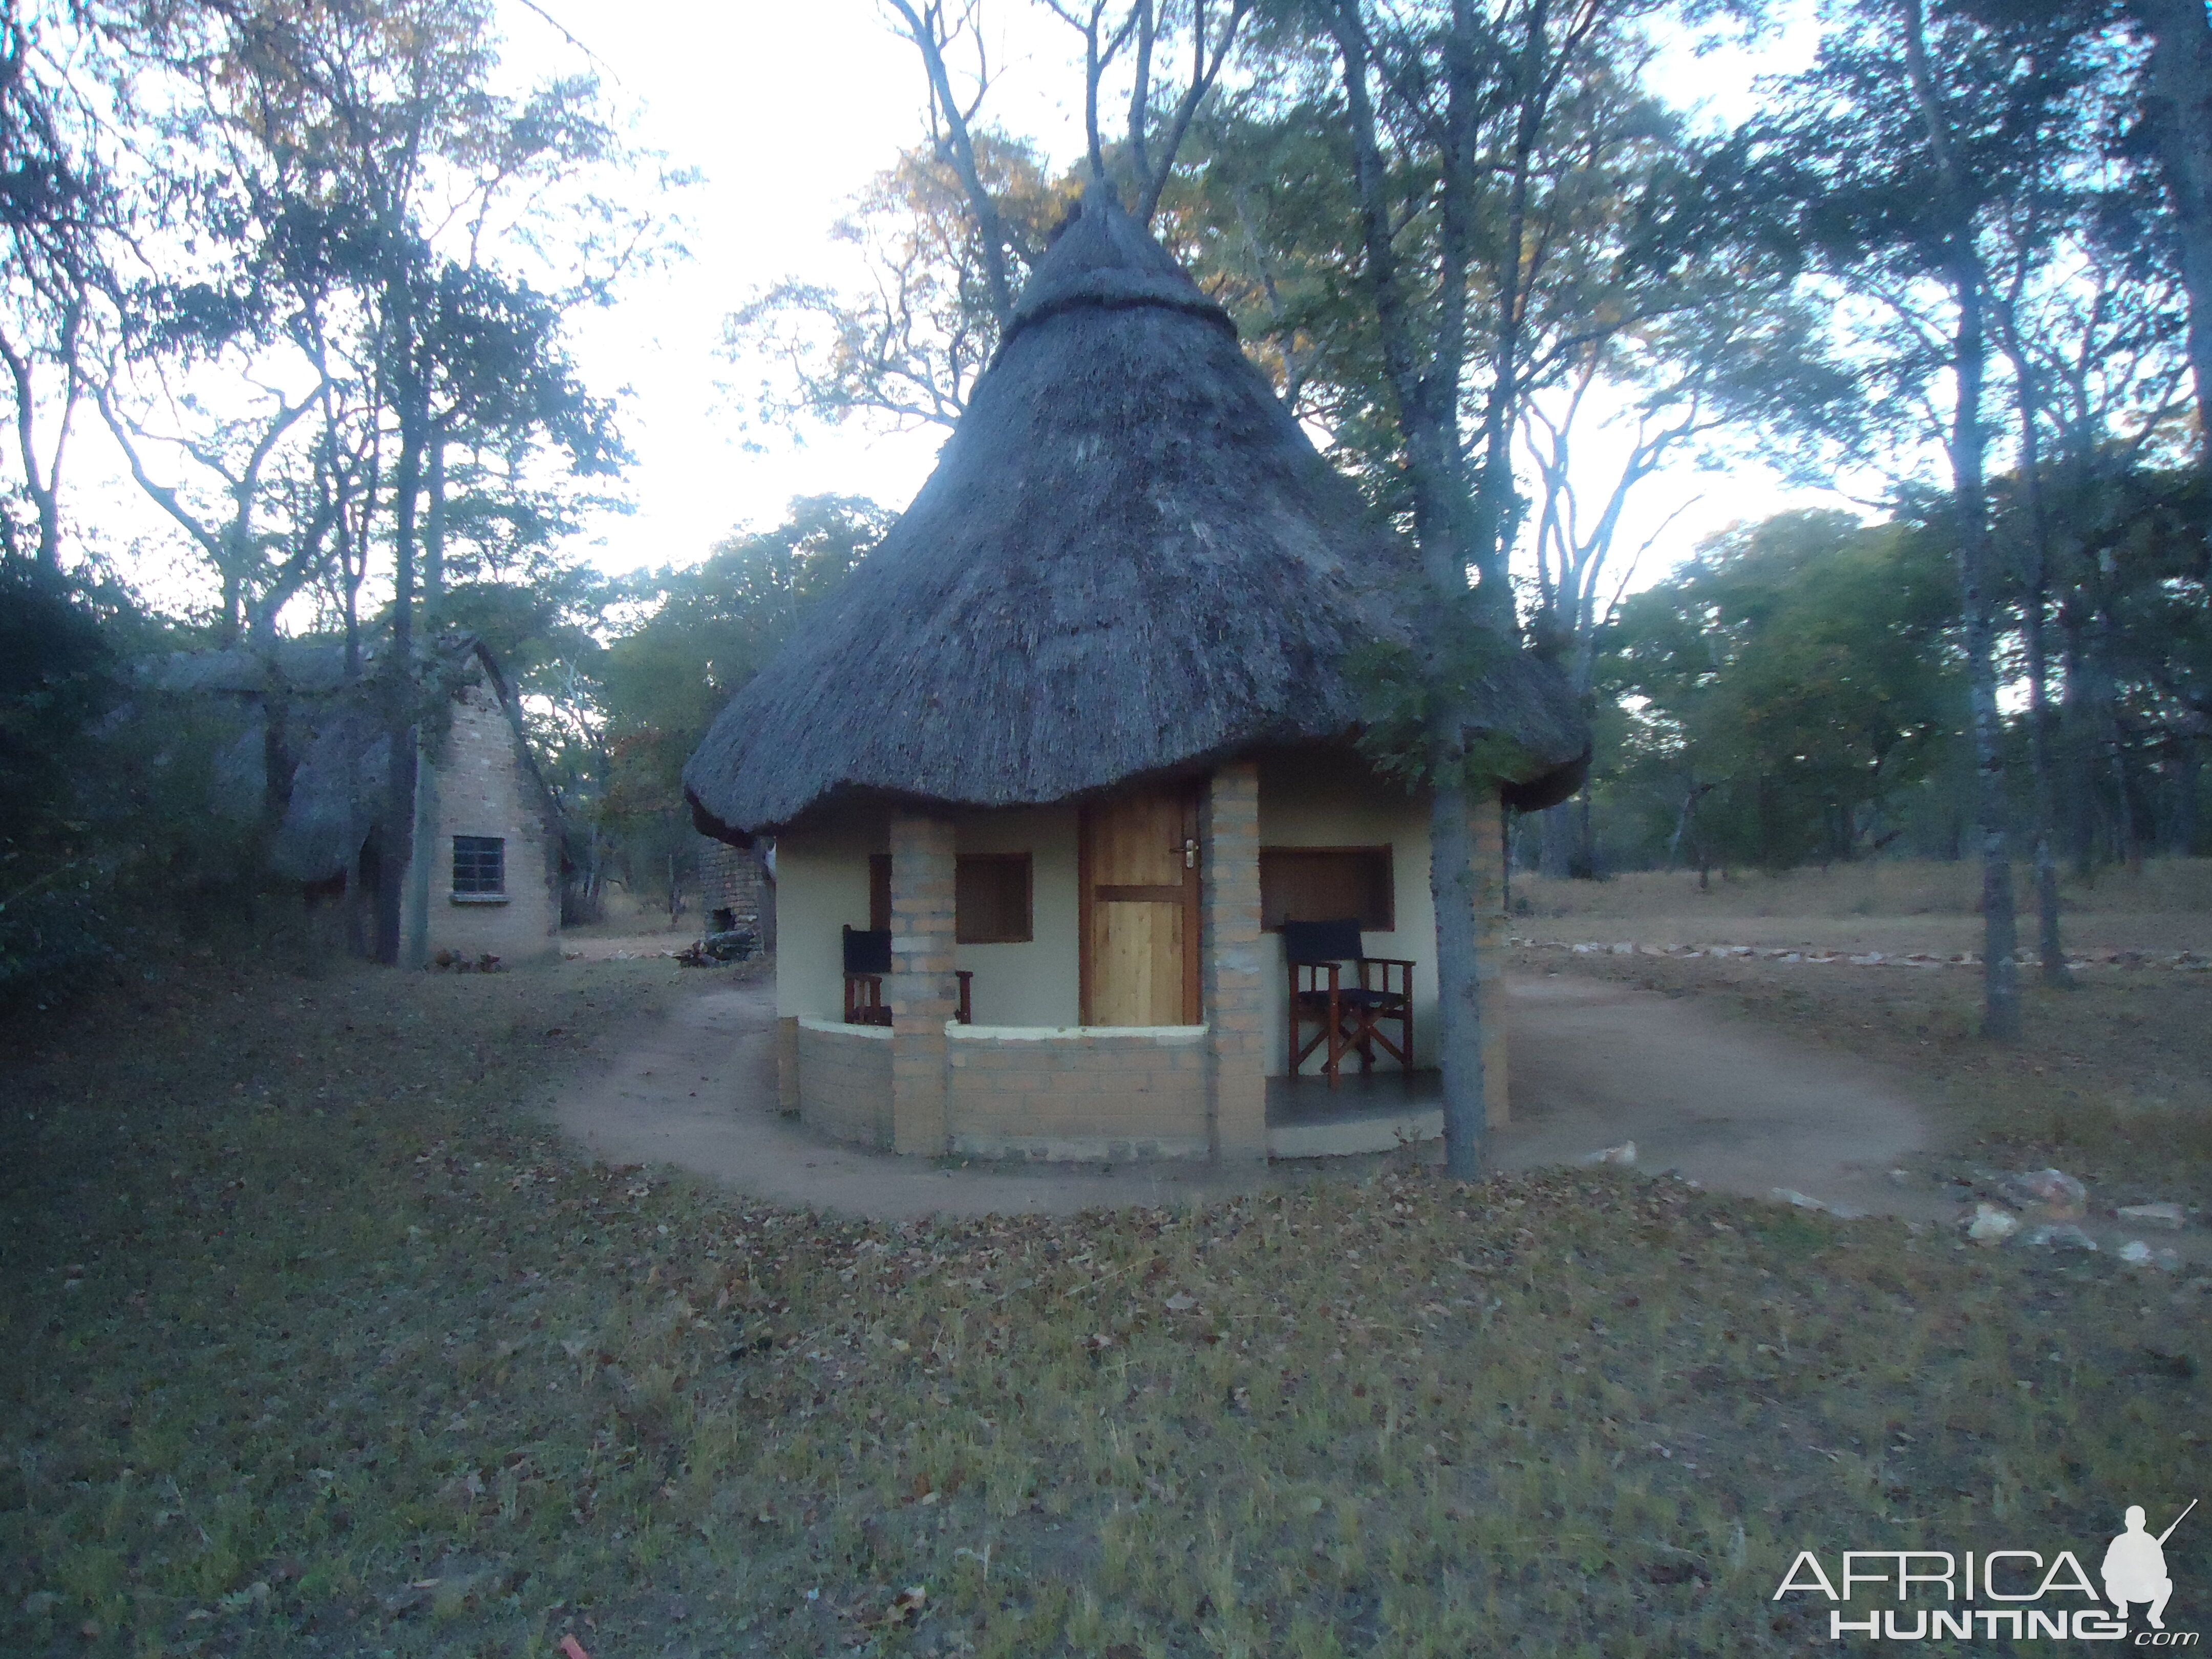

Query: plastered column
[1472,790,1511,1125]
[1202,761,1268,1160]
[888,810,957,1155]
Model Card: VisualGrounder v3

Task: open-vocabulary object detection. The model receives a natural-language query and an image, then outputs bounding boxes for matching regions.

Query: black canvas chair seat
[843,926,894,1025]
[1283,917,1414,1084]
[842,925,971,1025]
[1330,985,1406,1010]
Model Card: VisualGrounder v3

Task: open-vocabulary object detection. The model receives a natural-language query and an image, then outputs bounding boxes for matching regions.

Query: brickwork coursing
[945,1027,1208,1160]
[700,840,767,932]
[1202,762,1268,1158]
[888,811,957,1155]
[795,1021,892,1147]
[412,677,559,962]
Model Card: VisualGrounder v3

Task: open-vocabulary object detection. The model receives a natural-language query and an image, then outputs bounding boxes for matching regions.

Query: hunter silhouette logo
[2107,1501,2194,1631]
[1773,1498,2200,1643]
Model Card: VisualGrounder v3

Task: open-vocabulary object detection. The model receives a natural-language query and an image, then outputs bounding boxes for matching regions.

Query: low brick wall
[795,1020,892,1148]
[945,1026,1209,1161]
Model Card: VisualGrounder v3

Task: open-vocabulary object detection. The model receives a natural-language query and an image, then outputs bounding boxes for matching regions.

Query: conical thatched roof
[686,187,1586,840]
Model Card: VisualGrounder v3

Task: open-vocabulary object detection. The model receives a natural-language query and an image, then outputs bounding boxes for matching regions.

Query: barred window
[452,836,505,896]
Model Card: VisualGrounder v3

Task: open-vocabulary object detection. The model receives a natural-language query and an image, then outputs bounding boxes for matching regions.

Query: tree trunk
[2058,595,2095,877]
[1901,0,2018,1038]
[401,434,444,970]
[1323,0,1527,1178]
[2005,345,2072,986]
[251,610,295,855]
[1430,776,1490,1179]
[2135,0,2212,457]
[2025,585,2070,987]
[2109,708,2140,871]
[1538,802,1574,879]
[374,401,423,968]
[1951,276,2023,1038]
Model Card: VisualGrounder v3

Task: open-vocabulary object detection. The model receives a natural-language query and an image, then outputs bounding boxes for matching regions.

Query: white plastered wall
[951,805,1080,1028]
[772,814,886,1021]
[1256,753,1437,1075]
[773,803,1084,1029]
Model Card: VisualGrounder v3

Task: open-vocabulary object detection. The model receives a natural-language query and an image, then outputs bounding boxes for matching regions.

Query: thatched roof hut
[139,636,562,960]
[685,186,1584,842]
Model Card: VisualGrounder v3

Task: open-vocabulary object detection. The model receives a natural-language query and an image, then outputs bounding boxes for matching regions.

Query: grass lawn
[3,948,2207,1656]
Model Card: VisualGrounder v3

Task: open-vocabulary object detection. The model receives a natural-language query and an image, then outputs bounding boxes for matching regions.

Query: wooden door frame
[1077,784,1203,1026]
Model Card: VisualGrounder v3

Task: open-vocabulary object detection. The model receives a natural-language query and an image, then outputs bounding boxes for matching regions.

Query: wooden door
[1080,785,1202,1025]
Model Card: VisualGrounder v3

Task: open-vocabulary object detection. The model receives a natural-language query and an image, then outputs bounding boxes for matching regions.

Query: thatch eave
[689,685,1585,847]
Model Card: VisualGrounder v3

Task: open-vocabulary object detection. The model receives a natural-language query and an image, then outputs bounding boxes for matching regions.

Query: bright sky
[501,0,1092,578]
[81,0,1841,614]
[501,0,1838,592]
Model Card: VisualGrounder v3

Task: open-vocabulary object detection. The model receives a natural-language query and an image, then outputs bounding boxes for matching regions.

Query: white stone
[2116,1202,2186,1229]
[1965,1203,2020,1246]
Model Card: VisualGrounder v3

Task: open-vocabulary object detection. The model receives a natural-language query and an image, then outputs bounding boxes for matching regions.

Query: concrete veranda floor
[546,968,1951,1225]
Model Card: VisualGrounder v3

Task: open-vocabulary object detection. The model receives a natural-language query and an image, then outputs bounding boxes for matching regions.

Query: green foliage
[0,560,115,849]
[600,494,891,756]
[587,495,890,888]
[1350,611,1535,796]
[1599,511,1964,869]
[0,560,163,1006]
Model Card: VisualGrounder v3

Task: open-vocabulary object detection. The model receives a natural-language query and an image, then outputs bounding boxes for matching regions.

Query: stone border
[1516,938,2211,971]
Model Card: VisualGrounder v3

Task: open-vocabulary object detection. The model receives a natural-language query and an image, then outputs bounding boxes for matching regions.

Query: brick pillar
[1202,762,1268,1160]
[888,810,957,1156]
[1471,790,1511,1125]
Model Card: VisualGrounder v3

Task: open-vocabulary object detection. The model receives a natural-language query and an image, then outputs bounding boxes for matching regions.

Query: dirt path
[1497,973,1941,1220]
[547,970,1947,1223]
[546,977,1262,1220]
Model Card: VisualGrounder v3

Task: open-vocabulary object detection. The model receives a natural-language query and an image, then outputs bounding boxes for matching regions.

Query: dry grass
[3,954,2208,1656]
[562,889,696,941]
[1514,858,2212,955]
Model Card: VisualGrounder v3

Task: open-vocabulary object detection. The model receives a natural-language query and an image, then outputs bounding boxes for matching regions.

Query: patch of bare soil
[1501,973,1943,1224]
[1530,943,2212,1223]
[547,975,1270,1219]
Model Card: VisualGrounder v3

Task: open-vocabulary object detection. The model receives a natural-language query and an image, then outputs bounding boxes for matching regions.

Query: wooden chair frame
[842,926,971,1026]
[1284,919,1414,1085]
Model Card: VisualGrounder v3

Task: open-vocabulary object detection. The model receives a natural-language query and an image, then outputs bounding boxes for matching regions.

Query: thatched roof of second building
[686,188,1585,839]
